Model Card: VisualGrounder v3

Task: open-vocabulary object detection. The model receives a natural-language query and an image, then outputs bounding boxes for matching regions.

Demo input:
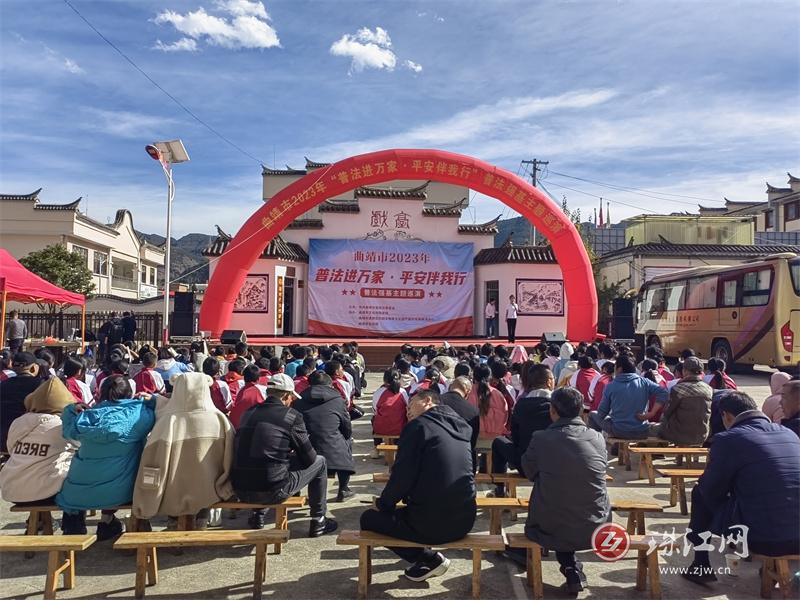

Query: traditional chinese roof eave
[457,215,501,235]
[305,157,331,169]
[318,201,360,213]
[262,165,307,176]
[286,219,324,229]
[766,182,792,193]
[355,181,429,199]
[0,188,43,201]
[474,245,558,265]
[202,234,308,262]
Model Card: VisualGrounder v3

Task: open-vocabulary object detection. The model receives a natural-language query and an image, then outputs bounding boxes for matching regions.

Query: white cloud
[330,26,396,73]
[153,37,199,52]
[403,59,423,73]
[62,58,84,74]
[82,109,177,139]
[214,0,268,19]
[330,26,423,75]
[153,1,280,51]
[40,44,84,74]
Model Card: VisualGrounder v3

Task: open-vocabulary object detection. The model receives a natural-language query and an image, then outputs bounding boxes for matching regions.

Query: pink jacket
[762,372,791,423]
[466,385,509,439]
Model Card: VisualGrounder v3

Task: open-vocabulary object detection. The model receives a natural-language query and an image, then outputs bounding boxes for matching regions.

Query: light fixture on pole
[145,139,189,345]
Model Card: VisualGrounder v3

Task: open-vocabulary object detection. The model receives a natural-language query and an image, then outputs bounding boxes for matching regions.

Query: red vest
[574,368,597,406]
[209,379,228,414]
[229,382,264,429]
[133,368,159,394]
[223,372,243,403]
[258,369,271,386]
[294,376,310,395]
[591,374,612,411]
[64,377,84,403]
[373,387,408,436]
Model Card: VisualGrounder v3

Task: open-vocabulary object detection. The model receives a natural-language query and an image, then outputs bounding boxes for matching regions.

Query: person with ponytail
[62,355,93,405]
[409,367,447,397]
[466,364,508,469]
[706,358,737,391]
[371,369,410,458]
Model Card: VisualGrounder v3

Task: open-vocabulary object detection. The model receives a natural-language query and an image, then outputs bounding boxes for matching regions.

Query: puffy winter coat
[56,398,155,511]
[376,405,476,543]
[696,411,800,555]
[294,384,355,473]
[762,372,791,423]
[0,378,77,503]
[133,373,234,518]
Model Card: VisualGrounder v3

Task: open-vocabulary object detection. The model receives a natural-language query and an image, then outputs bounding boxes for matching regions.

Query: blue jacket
[57,399,156,512]
[697,411,800,552]
[285,359,303,378]
[597,373,668,436]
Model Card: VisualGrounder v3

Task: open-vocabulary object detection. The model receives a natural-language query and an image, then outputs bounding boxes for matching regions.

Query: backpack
[108,319,124,344]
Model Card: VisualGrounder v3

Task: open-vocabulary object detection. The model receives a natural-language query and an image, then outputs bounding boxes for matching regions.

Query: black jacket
[0,375,42,452]
[511,389,552,459]
[439,391,480,470]
[377,404,476,543]
[231,396,317,499]
[293,384,355,473]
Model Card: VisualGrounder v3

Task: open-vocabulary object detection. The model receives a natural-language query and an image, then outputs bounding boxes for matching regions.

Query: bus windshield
[791,258,800,295]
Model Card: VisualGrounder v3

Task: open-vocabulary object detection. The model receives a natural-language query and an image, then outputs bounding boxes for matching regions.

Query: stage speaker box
[541,332,567,345]
[220,329,247,345]
[174,291,195,314]
[611,298,635,339]
[171,313,194,337]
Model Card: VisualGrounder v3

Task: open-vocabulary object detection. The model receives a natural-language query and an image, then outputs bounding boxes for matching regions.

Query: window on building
[721,278,738,307]
[742,268,772,306]
[72,245,89,266]
[785,201,799,223]
[765,209,774,229]
[93,251,108,276]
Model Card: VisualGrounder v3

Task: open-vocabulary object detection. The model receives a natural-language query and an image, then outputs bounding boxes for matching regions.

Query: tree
[20,244,95,297]
[19,244,95,336]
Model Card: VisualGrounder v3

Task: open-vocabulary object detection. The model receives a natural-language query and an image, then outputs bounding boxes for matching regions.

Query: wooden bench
[629,447,708,484]
[0,534,96,599]
[754,554,800,599]
[376,443,397,466]
[370,496,523,535]
[506,532,663,600]
[607,437,670,471]
[656,468,704,515]
[517,499,660,534]
[337,530,504,599]
[113,529,289,599]
[11,497,306,554]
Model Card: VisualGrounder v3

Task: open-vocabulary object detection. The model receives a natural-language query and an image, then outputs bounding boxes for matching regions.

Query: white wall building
[0,189,165,301]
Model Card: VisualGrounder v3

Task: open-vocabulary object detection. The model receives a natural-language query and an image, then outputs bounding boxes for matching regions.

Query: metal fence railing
[6,311,163,346]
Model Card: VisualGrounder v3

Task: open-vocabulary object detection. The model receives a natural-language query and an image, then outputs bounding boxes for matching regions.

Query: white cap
[267,373,302,399]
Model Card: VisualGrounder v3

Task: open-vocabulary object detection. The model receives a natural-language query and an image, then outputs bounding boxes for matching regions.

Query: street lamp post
[145,140,190,345]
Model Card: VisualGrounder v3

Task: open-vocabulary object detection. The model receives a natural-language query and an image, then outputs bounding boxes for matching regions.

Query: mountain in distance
[137,231,214,284]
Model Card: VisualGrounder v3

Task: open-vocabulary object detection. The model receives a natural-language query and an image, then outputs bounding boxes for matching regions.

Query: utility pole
[521,158,548,245]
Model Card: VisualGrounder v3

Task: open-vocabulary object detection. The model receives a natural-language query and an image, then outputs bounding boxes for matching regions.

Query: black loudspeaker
[220,329,247,345]
[612,298,634,318]
[611,318,635,340]
[541,332,567,344]
[171,313,194,337]
[174,291,195,314]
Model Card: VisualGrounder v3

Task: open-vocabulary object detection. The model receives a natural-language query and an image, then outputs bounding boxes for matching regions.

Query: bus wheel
[711,339,733,365]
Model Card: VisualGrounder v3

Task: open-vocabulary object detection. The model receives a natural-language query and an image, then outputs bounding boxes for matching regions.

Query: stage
[236,336,545,370]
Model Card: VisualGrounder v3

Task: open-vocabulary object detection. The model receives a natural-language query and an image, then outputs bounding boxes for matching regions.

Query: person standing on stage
[5,311,27,354]
[484,299,497,339]
[505,295,519,344]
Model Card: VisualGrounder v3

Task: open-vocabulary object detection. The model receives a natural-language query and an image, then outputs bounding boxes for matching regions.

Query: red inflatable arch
[200,149,598,341]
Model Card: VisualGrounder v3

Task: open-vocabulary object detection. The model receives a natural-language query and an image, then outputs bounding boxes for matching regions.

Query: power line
[543,180,659,214]
[62,0,265,166]
[546,169,725,205]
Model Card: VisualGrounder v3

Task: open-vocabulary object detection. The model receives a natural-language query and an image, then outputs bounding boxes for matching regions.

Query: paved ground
[1,368,779,600]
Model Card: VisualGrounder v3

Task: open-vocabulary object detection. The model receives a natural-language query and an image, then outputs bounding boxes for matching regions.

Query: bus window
[646,285,667,316]
[791,258,800,296]
[686,277,717,309]
[742,268,772,306]
[666,282,686,311]
[721,278,738,307]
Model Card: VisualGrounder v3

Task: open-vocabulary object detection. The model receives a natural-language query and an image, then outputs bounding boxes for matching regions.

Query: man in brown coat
[642,357,712,446]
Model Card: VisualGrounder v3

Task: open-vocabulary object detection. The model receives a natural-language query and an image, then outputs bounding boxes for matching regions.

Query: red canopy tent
[0,248,87,350]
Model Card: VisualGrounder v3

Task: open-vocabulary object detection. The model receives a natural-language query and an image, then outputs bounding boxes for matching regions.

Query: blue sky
[1,0,798,237]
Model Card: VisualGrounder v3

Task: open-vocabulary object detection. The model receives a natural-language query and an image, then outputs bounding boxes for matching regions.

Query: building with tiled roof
[0,189,165,300]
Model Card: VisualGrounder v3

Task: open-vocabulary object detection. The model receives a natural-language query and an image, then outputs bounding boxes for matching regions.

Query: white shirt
[485,303,496,319]
[506,303,519,319]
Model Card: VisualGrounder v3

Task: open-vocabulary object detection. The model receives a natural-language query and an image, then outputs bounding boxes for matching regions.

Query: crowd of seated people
[0,338,798,595]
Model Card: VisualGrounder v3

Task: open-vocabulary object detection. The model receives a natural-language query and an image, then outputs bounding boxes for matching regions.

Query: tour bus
[636,253,800,372]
